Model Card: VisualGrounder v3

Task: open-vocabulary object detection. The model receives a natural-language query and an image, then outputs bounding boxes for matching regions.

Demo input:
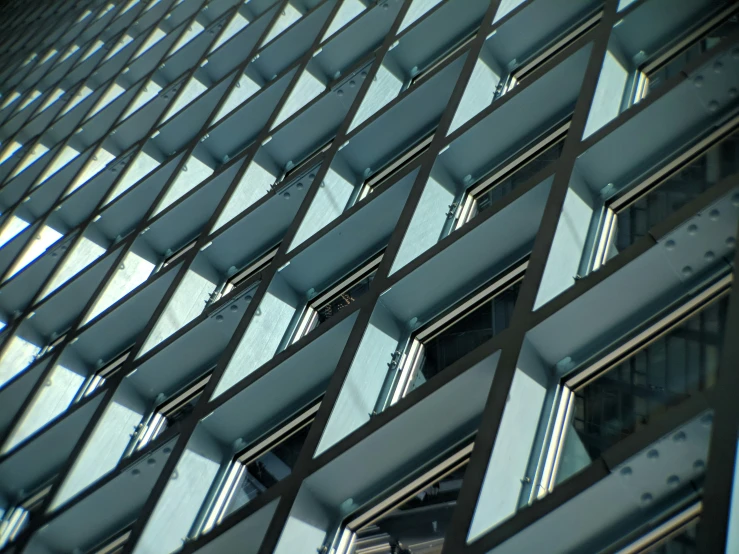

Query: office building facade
[0,0,738,552]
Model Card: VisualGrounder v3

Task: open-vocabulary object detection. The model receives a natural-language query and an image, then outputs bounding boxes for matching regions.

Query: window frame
[355,129,436,205]
[534,274,732,499]
[610,500,701,554]
[330,440,474,554]
[289,250,384,345]
[452,117,571,232]
[589,113,739,272]
[74,345,134,401]
[154,237,198,274]
[128,371,212,454]
[406,30,477,91]
[494,9,603,102]
[628,3,739,107]
[276,140,333,190]
[0,479,53,547]
[89,525,133,554]
[196,397,323,536]
[206,243,279,307]
[383,258,527,410]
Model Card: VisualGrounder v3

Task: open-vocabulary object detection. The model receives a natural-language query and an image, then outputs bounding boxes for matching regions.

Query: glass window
[153,238,198,275]
[327,440,473,554]
[588,116,739,272]
[206,244,278,308]
[453,117,570,231]
[75,346,133,400]
[539,276,730,494]
[277,140,332,190]
[355,130,435,205]
[0,479,53,548]
[407,31,476,91]
[290,251,383,344]
[628,4,739,108]
[127,372,211,454]
[494,9,602,102]
[380,259,526,411]
[197,398,321,535]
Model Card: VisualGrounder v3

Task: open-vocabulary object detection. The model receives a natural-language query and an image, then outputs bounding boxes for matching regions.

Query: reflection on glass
[130,373,211,453]
[332,442,474,554]
[554,288,728,485]
[647,518,698,553]
[605,501,701,554]
[0,480,53,548]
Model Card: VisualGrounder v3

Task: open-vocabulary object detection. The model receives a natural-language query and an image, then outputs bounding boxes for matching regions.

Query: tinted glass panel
[556,293,729,484]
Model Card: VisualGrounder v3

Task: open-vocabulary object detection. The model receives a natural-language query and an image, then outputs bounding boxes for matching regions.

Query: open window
[536,274,730,496]
[0,479,54,547]
[355,130,436,205]
[126,371,212,454]
[453,117,570,231]
[588,114,739,272]
[626,3,739,108]
[379,258,526,411]
[328,439,473,554]
[196,397,322,536]
[290,251,383,345]
[494,9,602,102]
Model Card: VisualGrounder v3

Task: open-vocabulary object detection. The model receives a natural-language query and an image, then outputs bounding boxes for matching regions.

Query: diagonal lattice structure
[0,0,738,553]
